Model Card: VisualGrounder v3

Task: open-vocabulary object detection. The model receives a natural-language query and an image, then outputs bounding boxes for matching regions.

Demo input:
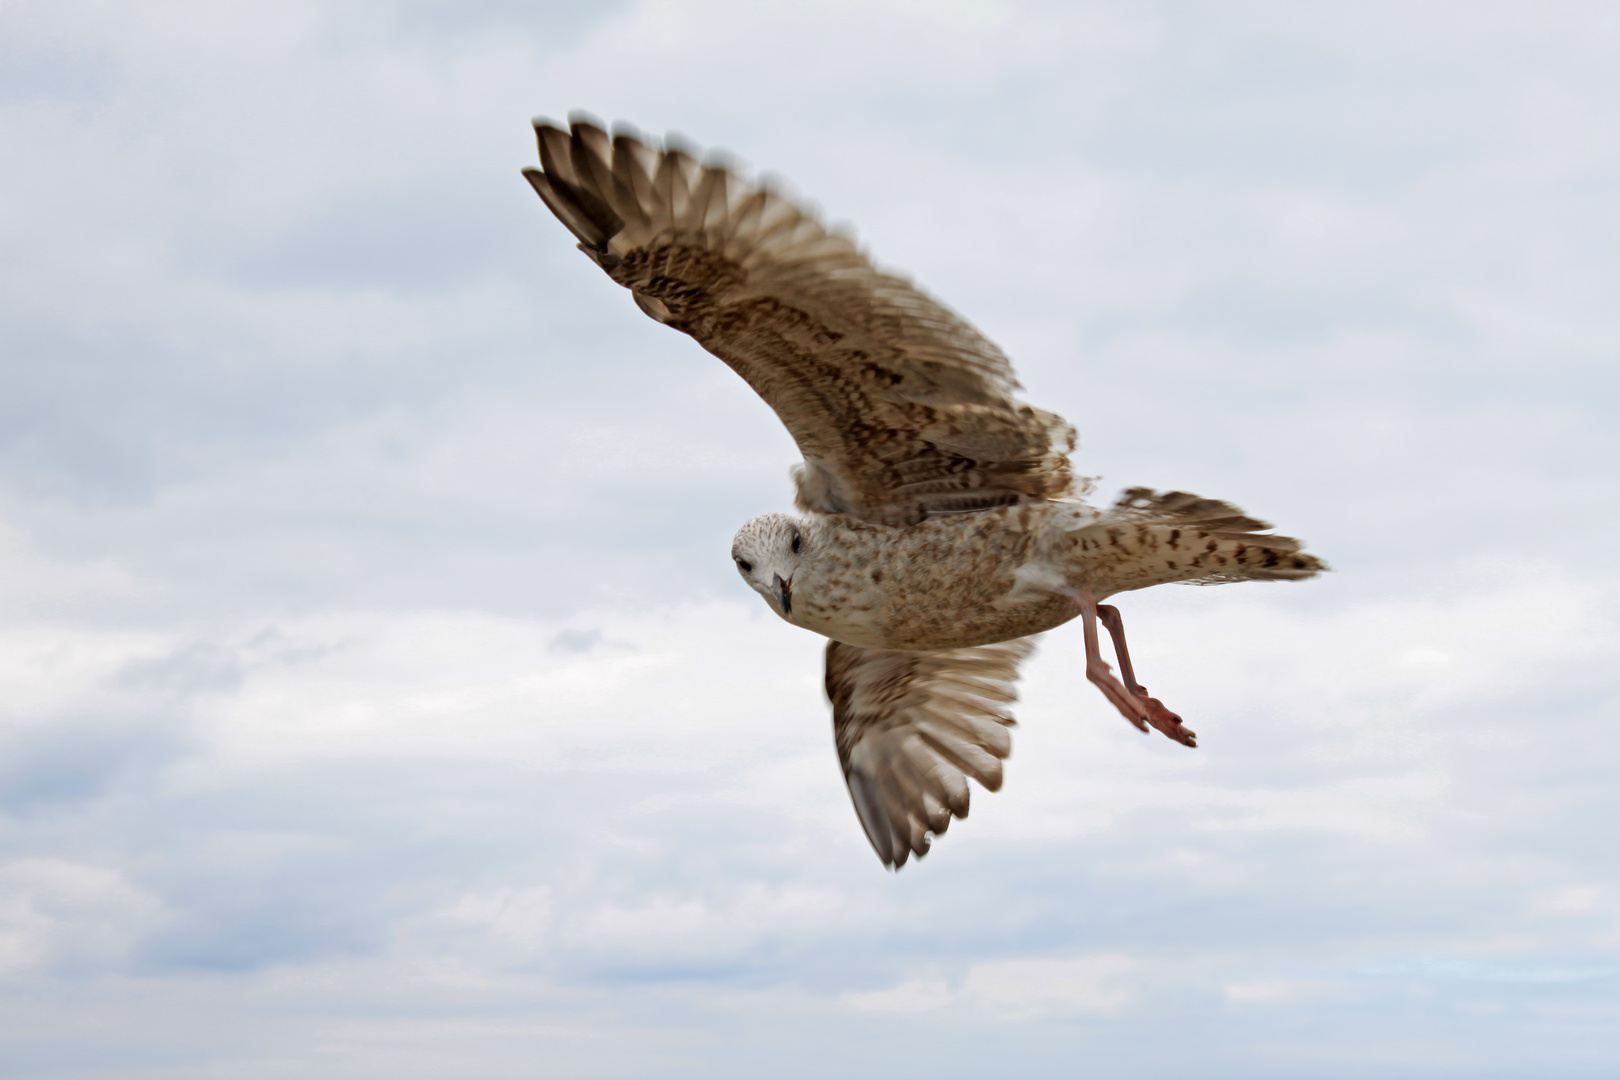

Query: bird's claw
[1140,695,1196,747]
[1087,664,1194,745]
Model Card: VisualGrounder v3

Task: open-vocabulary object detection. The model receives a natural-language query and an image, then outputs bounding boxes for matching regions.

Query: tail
[1071,487,1327,596]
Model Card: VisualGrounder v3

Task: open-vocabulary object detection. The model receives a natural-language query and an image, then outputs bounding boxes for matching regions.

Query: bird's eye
[736,559,753,573]
[791,534,802,554]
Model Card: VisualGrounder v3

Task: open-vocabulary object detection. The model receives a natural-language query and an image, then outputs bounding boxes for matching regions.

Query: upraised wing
[524,116,1080,527]
[824,636,1039,869]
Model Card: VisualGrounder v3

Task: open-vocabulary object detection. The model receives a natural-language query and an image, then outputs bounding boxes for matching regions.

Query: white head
[731,513,808,620]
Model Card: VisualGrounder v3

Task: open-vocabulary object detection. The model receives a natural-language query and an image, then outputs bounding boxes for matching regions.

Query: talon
[1143,698,1196,746]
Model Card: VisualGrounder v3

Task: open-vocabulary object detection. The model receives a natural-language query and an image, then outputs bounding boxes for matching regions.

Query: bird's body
[751,504,1077,652]
[750,495,1316,653]
[524,115,1326,868]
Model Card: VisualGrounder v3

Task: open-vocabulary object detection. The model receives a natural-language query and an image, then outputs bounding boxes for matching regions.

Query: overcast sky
[1,2,1617,1077]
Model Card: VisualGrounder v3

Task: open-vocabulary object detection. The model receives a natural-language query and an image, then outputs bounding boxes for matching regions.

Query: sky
[0,1,1617,1076]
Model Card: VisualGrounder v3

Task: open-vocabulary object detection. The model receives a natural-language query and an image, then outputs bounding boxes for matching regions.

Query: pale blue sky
[1,2,1616,1077]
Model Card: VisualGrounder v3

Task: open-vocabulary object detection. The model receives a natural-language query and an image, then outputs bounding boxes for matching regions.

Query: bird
[523,114,1326,869]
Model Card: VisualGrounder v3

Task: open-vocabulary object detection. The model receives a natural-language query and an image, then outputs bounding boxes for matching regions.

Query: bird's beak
[773,573,793,617]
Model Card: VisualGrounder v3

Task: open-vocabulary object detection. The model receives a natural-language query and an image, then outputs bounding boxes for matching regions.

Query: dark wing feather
[525,117,1079,526]
[824,636,1039,869]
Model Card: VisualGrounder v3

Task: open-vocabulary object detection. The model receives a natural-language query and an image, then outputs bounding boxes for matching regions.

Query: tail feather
[1071,487,1327,597]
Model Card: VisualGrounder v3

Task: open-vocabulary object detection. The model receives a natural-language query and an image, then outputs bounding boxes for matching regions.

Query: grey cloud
[0,719,184,815]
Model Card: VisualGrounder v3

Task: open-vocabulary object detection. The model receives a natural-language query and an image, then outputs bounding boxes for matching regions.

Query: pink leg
[1060,587,1197,748]
[1096,604,1147,695]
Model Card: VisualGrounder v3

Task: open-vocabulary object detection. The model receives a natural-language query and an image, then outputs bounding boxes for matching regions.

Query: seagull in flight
[524,115,1325,868]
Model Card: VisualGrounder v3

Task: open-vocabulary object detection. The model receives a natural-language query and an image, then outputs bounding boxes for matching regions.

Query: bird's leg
[1077,591,1149,734]
[1096,604,1146,696]
[1059,587,1197,748]
[1095,603,1196,746]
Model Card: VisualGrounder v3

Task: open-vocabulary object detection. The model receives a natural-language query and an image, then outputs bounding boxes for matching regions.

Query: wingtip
[702,147,745,175]
[662,130,700,159]
[566,108,607,131]
[523,167,622,249]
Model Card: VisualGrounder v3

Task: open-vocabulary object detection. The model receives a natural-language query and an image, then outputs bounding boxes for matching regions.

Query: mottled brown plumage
[525,114,1326,869]
[826,637,1033,868]
[524,117,1079,528]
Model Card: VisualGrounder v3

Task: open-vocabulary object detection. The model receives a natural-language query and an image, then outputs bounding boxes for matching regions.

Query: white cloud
[846,954,1135,1018]
[1221,976,1341,1008]
[445,886,553,949]
[0,859,161,975]
[961,954,1137,1017]
[842,976,952,1013]
[1542,887,1604,915]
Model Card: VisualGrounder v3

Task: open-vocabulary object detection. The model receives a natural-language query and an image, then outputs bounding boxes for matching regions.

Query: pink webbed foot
[1058,587,1197,748]
[1126,687,1197,747]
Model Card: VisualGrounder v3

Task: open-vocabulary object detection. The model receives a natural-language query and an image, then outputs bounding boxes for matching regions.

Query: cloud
[0,859,161,976]
[848,954,1136,1018]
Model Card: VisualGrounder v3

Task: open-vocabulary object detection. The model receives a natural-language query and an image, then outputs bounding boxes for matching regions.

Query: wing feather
[527,117,1082,526]
[824,636,1039,869]
[612,134,658,223]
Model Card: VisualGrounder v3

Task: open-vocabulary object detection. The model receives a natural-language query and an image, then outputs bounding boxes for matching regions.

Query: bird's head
[731,513,809,620]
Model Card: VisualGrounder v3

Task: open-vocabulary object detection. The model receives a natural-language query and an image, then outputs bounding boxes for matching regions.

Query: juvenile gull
[524,116,1326,869]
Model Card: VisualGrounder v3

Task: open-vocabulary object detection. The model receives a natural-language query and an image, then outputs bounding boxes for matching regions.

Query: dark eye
[736,559,753,573]
[791,534,802,554]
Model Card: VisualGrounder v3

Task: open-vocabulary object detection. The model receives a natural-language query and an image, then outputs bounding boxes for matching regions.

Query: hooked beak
[772,573,793,617]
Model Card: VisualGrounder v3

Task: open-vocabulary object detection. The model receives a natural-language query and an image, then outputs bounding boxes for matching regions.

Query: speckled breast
[791,506,1079,652]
